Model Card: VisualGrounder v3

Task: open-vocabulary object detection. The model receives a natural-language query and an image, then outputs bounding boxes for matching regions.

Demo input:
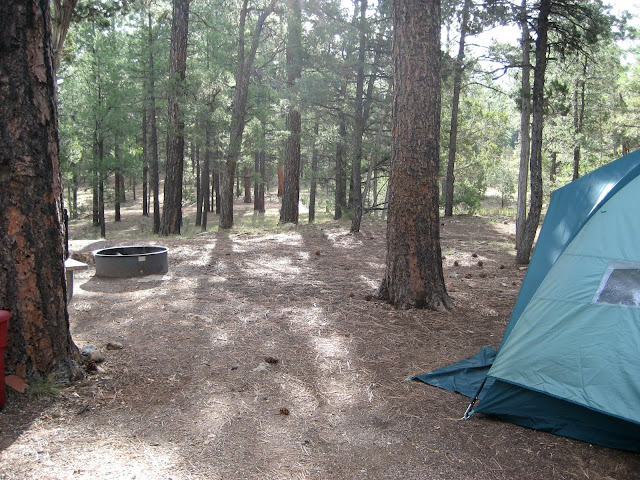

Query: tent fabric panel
[489,298,640,424]
[529,254,609,304]
[408,346,497,399]
[489,173,640,424]
[563,172,640,262]
[502,151,640,347]
[475,380,640,452]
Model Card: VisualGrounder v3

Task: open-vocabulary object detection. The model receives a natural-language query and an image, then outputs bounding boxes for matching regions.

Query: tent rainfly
[411,150,640,452]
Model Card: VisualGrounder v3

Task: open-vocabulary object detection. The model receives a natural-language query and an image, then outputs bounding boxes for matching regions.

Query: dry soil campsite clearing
[1,200,639,479]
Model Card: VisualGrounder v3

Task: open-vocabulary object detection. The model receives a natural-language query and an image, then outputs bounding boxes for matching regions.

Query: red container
[0,310,9,409]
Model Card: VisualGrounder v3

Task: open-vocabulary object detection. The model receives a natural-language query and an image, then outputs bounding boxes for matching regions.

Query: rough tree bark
[378,0,451,310]
[443,0,471,217]
[0,0,81,381]
[160,0,190,235]
[280,110,301,223]
[280,0,303,224]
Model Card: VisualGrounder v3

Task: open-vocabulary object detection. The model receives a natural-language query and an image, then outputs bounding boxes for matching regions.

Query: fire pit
[94,246,169,278]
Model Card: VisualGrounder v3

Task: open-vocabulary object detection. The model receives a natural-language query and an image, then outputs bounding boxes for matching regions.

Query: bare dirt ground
[1,197,639,479]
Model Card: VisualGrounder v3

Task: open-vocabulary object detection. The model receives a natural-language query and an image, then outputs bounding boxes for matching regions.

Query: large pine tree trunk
[0,0,81,381]
[378,0,451,310]
[280,110,301,223]
[443,0,471,217]
[280,0,303,224]
[160,0,190,236]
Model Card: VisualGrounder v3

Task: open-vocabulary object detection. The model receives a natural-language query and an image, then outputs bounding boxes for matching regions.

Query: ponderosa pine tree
[378,0,451,310]
[280,0,303,224]
[161,0,190,235]
[0,0,81,381]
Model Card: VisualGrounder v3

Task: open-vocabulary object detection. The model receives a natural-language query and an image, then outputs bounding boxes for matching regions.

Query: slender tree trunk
[236,164,242,197]
[259,150,266,211]
[196,141,203,226]
[372,167,378,218]
[253,151,261,211]
[220,0,277,229]
[309,121,319,223]
[0,0,81,381]
[243,166,252,203]
[147,10,160,234]
[515,0,531,258]
[573,58,587,181]
[335,88,347,220]
[350,0,367,233]
[72,169,78,219]
[114,142,122,222]
[362,112,385,209]
[142,103,149,216]
[161,0,190,236]
[201,128,211,231]
[92,132,99,226]
[98,139,106,238]
[115,170,122,222]
[516,0,551,265]
[254,139,266,214]
[378,0,451,310]
[550,151,557,184]
[444,0,471,217]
